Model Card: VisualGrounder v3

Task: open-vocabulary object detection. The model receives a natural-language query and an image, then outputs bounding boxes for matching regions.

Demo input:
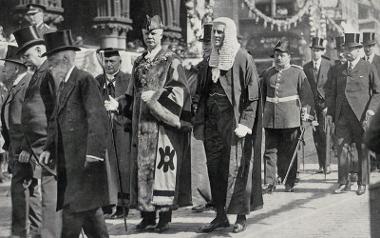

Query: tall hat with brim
[13,25,44,54]
[0,45,25,66]
[344,33,362,48]
[362,32,376,46]
[145,15,164,31]
[26,3,46,15]
[271,39,291,57]
[41,30,81,57]
[310,37,325,49]
[200,23,212,42]
[102,48,120,57]
[335,36,345,50]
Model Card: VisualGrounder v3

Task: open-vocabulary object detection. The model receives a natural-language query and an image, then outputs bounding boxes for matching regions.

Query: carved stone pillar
[93,0,133,49]
[14,0,64,29]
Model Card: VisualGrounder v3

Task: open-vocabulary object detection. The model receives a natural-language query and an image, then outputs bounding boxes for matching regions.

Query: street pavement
[1,164,380,238]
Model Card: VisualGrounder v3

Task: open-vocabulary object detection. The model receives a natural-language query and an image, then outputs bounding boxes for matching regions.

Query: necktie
[57,81,65,102]
[106,78,116,98]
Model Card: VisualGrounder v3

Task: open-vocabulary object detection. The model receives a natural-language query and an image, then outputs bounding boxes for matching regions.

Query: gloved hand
[141,90,155,102]
[234,124,252,138]
[104,95,119,111]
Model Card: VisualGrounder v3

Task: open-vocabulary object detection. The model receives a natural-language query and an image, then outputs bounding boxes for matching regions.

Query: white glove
[104,95,119,111]
[234,124,252,138]
[39,151,51,165]
[141,90,155,102]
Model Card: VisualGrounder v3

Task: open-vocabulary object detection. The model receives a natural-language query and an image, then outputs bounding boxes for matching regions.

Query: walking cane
[283,127,306,185]
[96,50,128,232]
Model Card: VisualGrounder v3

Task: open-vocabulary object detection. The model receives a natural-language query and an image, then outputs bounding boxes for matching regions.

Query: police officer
[326,33,380,195]
[303,37,333,174]
[262,39,313,193]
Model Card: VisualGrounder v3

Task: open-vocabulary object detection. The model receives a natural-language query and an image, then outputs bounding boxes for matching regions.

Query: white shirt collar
[313,58,322,69]
[367,53,375,63]
[106,70,119,83]
[64,66,75,83]
[349,56,361,69]
[13,72,27,86]
[145,45,162,61]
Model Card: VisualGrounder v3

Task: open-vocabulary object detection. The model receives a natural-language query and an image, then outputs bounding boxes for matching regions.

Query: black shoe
[356,185,366,196]
[136,212,156,231]
[316,167,324,173]
[263,184,276,194]
[233,215,246,233]
[284,184,294,192]
[199,216,230,233]
[110,206,128,219]
[155,221,169,233]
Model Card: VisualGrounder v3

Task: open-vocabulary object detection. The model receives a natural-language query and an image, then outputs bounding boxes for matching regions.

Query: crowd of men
[1,3,380,238]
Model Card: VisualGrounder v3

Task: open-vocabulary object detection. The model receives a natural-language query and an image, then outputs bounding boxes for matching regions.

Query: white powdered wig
[209,17,240,71]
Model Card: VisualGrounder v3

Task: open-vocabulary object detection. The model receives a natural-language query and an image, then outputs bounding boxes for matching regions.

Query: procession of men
[1,2,380,237]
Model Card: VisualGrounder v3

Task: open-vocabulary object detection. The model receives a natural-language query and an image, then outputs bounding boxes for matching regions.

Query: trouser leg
[313,115,327,168]
[264,129,279,185]
[41,175,62,238]
[61,206,84,238]
[11,162,41,237]
[335,119,352,185]
[279,128,299,186]
[83,208,109,238]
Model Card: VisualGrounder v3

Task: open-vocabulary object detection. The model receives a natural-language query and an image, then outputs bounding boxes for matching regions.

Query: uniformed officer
[362,32,380,171]
[303,37,333,174]
[25,3,53,36]
[262,39,313,193]
[326,33,380,195]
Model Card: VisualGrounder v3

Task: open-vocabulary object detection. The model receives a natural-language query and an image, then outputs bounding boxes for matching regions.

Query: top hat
[310,37,325,50]
[26,4,46,15]
[41,30,81,57]
[335,36,345,50]
[98,48,120,57]
[200,23,212,43]
[344,33,362,48]
[13,25,44,54]
[0,45,25,66]
[362,32,376,46]
[144,15,164,31]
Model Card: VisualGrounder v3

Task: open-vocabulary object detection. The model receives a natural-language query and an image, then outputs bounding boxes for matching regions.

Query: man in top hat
[0,45,39,237]
[105,15,192,233]
[189,23,213,213]
[13,25,62,238]
[39,29,113,237]
[193,17,263,233]
[95,48,131,219]
[362,32,380,171]
[262,39,314,193]
[326,33,380,195]
[25,3,53,36]
[303,37,334,174]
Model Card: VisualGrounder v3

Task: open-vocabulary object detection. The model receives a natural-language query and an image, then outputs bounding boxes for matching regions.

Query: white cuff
[86,155,104,162]
[238,124,252,135]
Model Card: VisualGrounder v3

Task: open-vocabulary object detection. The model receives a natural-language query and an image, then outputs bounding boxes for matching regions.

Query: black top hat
[362,32,376,46]
[200,23,212,43]
[335,36,345,50]
[344,33,362,48]
[100,48,120,57]
[310,37,325,49]
[42,30,81,57]
[145,15,164,31]
[26,3,46,14]
[0,45,25,66]
[13,25,44,54]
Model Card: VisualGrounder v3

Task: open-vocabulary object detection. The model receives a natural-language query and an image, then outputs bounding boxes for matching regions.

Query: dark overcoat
[365,105,380,153]
[194,48,263,214]
[46,67,115,212]
[326,59,380,123]
[95,71,131,205]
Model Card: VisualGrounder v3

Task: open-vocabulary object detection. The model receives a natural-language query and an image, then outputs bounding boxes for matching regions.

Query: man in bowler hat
[362,32,380,171]
[13,25,61,238]
[303,37,333,174]
[0,45,39,237]
[40,30,113,237]
[326,33,380,195]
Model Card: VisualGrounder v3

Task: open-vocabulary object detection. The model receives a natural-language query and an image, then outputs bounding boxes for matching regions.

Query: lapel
[114,72,123,97]
[7,73,30,104]
[219,68,233,105]
[305,62,318,89]
[57,67,78,114]
[317,59,329,86]
[349,58,363,75]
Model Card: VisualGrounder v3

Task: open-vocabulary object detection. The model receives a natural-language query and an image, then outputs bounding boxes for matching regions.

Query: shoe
[110,207,128,219]
[284,184,294,192]
[325,166,331,174]
[262,184,276,194]
[192,204,206,212]
[136,212,156,231]
[356,185,366,196]
[233,215,246,233]
[155,221,169,233]
[334,182,351,194]
[350,173,358,182]
[199,216,230,233]
[316,167,324,173]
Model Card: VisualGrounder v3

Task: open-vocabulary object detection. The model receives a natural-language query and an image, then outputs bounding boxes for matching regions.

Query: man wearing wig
[193,17,263,233]
[105,15,192,232]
